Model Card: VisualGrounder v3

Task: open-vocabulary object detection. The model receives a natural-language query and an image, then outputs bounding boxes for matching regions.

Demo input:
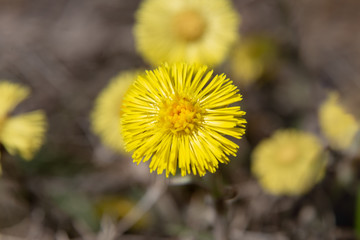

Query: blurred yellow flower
[121,63,246,177]
[252,129,327,196]
[134,0,240,66]
[319,92,359,151]
[96,196,151,231]
[230,36,278,86]
[91,71,139,153]
[0,81,47,171]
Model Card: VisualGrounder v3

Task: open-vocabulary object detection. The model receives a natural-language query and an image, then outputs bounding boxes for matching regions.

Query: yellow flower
[91,71,139,153]
[0,81,47,170]
[134,0,240,67]
[95,195,151,230]
[319,92,359,151]
[251,129,327,196]
[230,36,278,86]
[121,63,246,177]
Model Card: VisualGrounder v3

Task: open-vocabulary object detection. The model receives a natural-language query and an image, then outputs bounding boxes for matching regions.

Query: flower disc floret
[173,10,207,42]
[121,63,246,177]
[158,96,202,134]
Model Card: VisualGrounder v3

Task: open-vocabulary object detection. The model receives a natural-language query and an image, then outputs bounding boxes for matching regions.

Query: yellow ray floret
[252,129,327,196]
[121,63,246,177]
[319,92,359,151]
[0,81,30,118]
[1,111,47,160]
[0,81,47,166]
[91,71,140,153]
[134,0,240,67]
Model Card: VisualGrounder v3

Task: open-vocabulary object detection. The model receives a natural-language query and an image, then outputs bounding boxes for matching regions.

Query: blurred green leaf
[18,144,91,176]
[50,189,99,231]
[354,185,360,238]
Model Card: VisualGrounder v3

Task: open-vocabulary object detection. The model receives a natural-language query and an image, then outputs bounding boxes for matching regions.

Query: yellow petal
[1,111,47,160]
[91,71,141,153]
[0,81,30,118]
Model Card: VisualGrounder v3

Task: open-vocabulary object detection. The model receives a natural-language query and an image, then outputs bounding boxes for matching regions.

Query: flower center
[173,10,207,42]
[159,97,202,134]
[278,147,298,164]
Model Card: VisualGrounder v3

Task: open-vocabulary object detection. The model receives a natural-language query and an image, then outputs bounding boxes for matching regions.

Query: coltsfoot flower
[134,0,240,66]
[121,63,246,177]
[252,129,327,196]
[91,71,140,153]
[319,92,359,151]
[0,81,47,173]
[96,195,151,230]
[229,36,278,86]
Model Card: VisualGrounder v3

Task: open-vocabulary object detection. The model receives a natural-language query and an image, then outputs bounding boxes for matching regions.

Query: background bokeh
[0,0,360,239]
